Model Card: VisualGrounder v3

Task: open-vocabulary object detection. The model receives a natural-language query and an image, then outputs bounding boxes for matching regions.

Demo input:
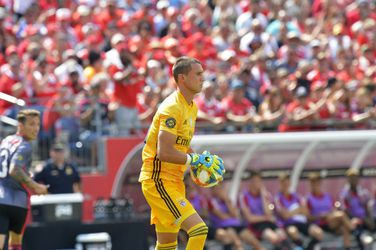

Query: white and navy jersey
[0,134,32,208]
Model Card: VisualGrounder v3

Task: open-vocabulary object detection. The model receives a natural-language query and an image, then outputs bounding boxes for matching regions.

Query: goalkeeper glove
[188,151,225,176]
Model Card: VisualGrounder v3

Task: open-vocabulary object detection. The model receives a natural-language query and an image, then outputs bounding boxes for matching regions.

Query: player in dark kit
[0,109,49,250]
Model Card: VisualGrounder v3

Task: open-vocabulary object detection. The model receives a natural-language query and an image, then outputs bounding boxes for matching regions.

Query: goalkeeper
[139,57,225,250]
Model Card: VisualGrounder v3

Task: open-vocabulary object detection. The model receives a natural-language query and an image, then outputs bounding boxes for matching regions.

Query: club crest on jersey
[165,117,176,128]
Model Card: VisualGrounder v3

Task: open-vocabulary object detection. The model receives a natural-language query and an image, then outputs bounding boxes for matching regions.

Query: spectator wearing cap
[306,173,354,250]
[340,168,374,249]
[34,142,81,194]
[279,86,324,132]
[306,39,322,62]
[221,79,258,132]
[103,32,126,68]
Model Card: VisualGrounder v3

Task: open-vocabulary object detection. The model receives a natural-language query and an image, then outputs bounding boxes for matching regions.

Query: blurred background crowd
[0,0,375,162]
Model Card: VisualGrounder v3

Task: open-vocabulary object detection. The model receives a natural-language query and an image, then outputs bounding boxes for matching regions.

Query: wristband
[185,154,192,166]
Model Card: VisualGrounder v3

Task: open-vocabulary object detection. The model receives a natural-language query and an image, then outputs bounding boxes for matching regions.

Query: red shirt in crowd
[0,70,28,114]
[195,95,225,120]
[108,65,143,108]
[279,100,312,132]
[221,96,253,116]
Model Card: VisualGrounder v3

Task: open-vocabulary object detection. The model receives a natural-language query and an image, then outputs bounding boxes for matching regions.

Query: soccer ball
[190,166,222,188]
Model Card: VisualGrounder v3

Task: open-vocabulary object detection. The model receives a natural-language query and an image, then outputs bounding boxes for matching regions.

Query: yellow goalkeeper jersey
[139,91,198,182]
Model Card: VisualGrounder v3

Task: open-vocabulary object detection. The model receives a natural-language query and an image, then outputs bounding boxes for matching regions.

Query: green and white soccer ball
[190,165,222,188]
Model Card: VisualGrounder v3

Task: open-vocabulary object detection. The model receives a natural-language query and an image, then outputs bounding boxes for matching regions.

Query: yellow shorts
[141,179,197,233]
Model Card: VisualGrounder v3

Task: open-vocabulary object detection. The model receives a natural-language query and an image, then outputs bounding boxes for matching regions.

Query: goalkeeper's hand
[189,151,225,176]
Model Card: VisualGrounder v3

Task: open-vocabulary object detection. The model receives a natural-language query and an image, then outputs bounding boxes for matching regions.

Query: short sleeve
[158,105,180,135]
[72,166,81,183]
[11,143,32,169]
[33,168,46,183]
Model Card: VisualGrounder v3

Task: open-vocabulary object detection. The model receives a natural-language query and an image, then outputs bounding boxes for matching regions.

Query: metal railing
[1,92,376,174]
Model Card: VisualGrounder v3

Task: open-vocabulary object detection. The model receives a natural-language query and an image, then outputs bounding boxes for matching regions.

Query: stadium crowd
[0,0,375,152]
[0,1,375,249]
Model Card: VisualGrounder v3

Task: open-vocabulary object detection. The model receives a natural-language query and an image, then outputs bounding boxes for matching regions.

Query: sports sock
[186,222,208,250]
[155,240,177,250]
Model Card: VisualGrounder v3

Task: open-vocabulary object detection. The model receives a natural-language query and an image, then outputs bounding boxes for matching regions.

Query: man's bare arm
[10,164,48,194]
